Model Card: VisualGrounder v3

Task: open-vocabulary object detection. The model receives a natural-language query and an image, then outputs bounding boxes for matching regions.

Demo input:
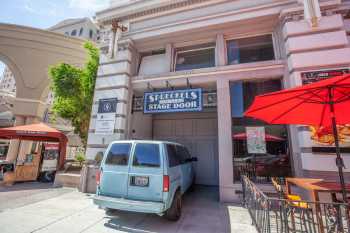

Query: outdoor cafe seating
[242,175,350,233]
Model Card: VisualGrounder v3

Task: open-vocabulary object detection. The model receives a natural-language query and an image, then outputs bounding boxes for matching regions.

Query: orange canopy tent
[0,123,68,169]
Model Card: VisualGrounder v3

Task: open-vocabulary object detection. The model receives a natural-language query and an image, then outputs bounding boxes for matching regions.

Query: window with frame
[174,43,215,71]
[105,143,131,166]
[133,143,160,167]
[166,144,180,167]
[230,79,291,182]
[227,35,274,65]
[71,30,77,36]
[79,28,84,36]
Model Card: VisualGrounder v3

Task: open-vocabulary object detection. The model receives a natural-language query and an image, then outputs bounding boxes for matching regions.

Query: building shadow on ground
[102,185,234,233]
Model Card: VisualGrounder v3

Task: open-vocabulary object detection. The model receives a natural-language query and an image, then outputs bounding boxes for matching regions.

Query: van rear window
[133,143,160,167]
[105,143,131,166]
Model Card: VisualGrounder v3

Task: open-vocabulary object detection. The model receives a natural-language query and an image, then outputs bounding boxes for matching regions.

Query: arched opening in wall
[0,60,17,160]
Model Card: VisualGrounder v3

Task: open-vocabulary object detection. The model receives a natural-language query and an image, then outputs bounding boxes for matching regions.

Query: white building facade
[88,0,350,202]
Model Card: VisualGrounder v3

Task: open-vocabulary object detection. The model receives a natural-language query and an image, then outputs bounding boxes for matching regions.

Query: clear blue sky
[0,0,109,75]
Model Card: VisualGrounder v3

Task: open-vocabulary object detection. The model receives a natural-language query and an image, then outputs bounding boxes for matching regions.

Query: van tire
[105,208,118,216]
[165,190,182,221]
[188,175,195,192]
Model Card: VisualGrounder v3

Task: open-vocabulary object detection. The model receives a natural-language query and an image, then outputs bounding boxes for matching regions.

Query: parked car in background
[94,140,197,221]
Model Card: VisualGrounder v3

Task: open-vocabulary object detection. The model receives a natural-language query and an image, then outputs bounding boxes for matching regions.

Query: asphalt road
[0,182,72,212]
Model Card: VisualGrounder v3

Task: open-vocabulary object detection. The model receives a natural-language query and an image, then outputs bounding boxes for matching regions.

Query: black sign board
[98,98,118,114]
[301,69,350,85]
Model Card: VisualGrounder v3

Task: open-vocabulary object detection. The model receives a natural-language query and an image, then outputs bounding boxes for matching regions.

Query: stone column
[216,34,226,66]
[301,0,321,27]
[85,37,135,160]
[282,14,350,177]
[165,43,173,72]
[217,79,237,202]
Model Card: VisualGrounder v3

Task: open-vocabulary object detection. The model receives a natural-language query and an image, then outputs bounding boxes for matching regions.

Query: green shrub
[75,152,86,167]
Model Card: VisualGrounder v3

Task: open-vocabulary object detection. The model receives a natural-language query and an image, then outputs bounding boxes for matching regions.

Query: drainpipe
[109,20,128,59]
[301,0,321,27]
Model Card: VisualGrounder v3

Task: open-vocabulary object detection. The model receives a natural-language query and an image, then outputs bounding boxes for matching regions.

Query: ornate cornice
[280,0,342,26]
[98,0,219,25]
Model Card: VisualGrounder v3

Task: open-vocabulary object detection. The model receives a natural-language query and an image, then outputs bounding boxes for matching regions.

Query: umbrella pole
[329,87,348,203]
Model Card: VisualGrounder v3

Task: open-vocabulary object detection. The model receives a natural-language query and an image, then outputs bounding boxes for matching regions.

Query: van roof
[108,140,183,146]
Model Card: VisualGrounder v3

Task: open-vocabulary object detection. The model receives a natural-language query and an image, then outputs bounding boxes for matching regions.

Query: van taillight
[163,175,169,192]
[96,170,102,185]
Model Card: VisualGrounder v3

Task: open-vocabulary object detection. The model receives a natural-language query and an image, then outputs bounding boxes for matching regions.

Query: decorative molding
[118,39,136,52]
[100,59,132,66]
[86,144,109,149]
[91,113,126,119]
[280,1,343,26]
[97,72,131,78]
[93,99,128,105]
[99,0,213,24]
[89,129,125,134]
[94,85,129,91]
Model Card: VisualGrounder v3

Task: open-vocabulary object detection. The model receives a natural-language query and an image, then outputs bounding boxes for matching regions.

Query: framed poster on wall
[246,127,266,154]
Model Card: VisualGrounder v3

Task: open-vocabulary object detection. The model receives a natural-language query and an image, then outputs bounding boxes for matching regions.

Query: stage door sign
[144,88,202,114]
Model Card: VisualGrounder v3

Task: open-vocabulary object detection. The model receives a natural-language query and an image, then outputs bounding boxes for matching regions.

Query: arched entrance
[0,23,87,163]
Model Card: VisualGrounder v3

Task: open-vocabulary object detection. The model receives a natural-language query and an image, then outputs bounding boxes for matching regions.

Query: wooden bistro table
[286,177,350,232]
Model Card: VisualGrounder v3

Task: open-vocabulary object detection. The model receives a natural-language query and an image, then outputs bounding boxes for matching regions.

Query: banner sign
[44,143,59,150]
[143,88,202,114]
[246,127,266,154]
[96,98,117,135]
[301,68,350,147]
[301,69,349,85]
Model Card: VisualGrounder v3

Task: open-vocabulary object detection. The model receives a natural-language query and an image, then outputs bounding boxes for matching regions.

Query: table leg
[312,191,325,233]
[286,180,291,195]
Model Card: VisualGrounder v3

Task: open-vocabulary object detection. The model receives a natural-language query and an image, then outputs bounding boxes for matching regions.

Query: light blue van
[93,140,197,221]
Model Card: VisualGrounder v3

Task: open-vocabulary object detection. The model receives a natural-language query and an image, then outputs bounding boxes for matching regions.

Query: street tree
[49,42,99,146]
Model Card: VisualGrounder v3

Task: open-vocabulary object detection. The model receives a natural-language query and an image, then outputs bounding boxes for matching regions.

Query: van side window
[176,146,191,164]
[167,144,180,167]
[133,143,160,167]
[105,143,131,166]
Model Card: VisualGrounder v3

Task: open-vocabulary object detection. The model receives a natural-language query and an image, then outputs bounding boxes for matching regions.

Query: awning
[0,123,68,169]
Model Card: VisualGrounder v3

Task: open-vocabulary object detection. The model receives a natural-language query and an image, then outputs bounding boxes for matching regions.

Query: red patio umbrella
[233,132,285,142]
[245,74,350,202]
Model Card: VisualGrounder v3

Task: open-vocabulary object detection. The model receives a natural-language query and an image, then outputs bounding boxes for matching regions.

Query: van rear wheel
[165,190,182,221]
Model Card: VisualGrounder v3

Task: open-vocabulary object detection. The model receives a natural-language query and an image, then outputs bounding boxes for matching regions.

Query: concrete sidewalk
[0,187,256,233]
[0,182,72,212]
